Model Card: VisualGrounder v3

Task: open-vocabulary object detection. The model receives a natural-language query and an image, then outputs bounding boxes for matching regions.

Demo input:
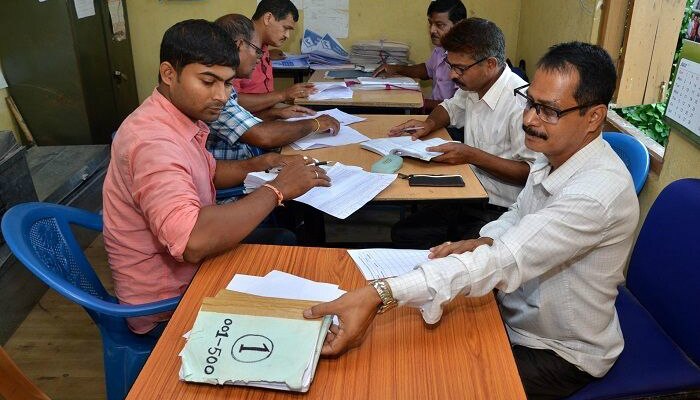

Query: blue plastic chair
[568,178,700,399]
[215,144,266,201]
[1,202,181,400]
[602,132,650,194]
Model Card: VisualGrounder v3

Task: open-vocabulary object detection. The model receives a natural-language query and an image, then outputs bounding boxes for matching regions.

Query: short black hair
[537,41,617,111]
[159,19,238,81]
[427,0,467,23]
[252,0,299,22]
[441,18,505,65]
[215,14,255,41]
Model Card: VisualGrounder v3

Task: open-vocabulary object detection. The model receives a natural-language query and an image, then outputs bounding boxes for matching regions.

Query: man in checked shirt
[304,42,640,400]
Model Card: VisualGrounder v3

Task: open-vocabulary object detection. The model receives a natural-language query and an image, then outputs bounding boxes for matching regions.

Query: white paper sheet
[289,125,369,150]
[307,82,353,100]
[294,163,396,219]
[74,0,95,19]
[285,108,366,125]
[347,249,431,280]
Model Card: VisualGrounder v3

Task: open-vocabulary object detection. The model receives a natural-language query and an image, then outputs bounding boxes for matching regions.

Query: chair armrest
[76,295,182,318]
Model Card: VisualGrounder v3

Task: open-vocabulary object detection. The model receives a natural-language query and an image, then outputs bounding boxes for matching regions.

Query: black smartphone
[408,174,465,187]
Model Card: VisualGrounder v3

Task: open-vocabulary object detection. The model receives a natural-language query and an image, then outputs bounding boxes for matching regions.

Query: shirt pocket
[520,278,541,308]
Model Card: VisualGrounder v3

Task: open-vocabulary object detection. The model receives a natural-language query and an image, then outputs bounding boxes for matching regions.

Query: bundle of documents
[301,29,350,66]
[179,270,345,392]
[307,82,353,100]
[348,248,431,280]
[354,76,420,90]
[244,163,397,219]
[360,136,451,161]
[287,108,369,150]
[350,40,410,66]
[284,108,366,125]
[290,126,369,150]
[271,54,310,69]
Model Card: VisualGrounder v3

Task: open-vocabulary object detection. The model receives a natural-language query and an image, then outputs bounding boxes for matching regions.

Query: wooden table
[282,115,488,202]
[127,245,526,400]
[295,70,424,113]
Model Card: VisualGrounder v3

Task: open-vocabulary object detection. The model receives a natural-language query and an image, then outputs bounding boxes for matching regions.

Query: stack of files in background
[179,271,344,392]
[350,40,410,67]
[244,163,397,219]
[347,248,431,280]
[307,82,352,100]
[354,76,420,90]
[301,29,350,67]
[271,54,310,69]
[360,136,451,161]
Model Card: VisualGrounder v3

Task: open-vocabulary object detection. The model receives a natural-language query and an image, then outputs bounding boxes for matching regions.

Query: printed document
[347,248,430,280]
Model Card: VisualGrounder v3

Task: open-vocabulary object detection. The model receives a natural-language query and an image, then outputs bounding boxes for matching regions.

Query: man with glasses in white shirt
[390,18,538,249]
[305,42,640,399]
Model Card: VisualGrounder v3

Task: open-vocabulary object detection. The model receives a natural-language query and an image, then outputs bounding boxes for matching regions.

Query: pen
[401,126,423,133]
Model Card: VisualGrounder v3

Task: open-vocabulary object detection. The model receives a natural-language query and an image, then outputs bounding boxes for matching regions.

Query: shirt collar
[535,135,606,193]
[151,88,209,140]
[466,64,512,110]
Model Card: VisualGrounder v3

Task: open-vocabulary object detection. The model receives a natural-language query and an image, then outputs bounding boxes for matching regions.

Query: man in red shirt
[235,0,317,120]
[103,19,330,335]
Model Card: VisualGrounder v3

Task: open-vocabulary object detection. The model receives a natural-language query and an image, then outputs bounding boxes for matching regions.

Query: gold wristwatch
[370,279,398,314]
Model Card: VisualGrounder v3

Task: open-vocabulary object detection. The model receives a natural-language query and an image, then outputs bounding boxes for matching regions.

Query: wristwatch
[370,279,398,314]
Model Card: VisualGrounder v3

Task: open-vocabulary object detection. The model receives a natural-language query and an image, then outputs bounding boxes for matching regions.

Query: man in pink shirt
[102,19,330,335]
[234,0,317,120]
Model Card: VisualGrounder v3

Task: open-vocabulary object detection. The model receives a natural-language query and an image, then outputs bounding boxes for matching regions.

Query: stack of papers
[244,163,397,219]
[350,40,410,66]
[347,249,430,280]
[301,29,350,66]
[289,125,369,150]
[271,54,310,69]
[360,136,451,161]
[284,108,366,125]
[179,271,344,392]
[287,108,369,150]
[307,82,353,100]
[355,76,420,90]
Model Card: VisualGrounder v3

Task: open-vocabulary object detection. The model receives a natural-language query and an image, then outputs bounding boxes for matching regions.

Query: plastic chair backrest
[2,202,114,306]
[626,178,700,364]
[602,132,650,194]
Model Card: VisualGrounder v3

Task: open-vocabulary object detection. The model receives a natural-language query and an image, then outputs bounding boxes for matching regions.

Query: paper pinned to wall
[74,0,96,19]
[303,0,349,39]
[107,0,126,41]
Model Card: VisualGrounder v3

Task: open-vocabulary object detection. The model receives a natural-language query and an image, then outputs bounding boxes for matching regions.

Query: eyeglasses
[241,38,264,59]
[445,57,487,76]
[513,84,597,124]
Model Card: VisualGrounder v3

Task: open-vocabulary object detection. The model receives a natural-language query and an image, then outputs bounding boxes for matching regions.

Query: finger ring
[445,241,452,245]
[314,171,319,179]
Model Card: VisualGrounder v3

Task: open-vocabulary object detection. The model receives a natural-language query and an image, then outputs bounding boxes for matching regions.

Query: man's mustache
[523,124,547,140]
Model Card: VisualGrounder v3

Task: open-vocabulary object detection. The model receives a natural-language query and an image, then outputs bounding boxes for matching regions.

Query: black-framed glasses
[241,38,264,59]
[445,57,487,76]
[513,84,597,124]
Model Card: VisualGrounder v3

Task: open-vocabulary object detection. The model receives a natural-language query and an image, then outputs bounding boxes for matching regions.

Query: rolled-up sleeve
[128,137,202,262]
